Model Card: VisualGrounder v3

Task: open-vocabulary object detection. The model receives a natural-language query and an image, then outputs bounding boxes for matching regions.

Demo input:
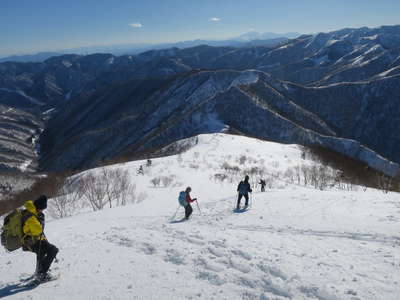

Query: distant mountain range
[0,52,61,63]
[0,31,300,63]
[0,25,400,177]
[235,31,300,41]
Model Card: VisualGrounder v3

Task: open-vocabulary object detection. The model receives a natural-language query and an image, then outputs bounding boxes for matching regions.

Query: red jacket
[186,193,195,203]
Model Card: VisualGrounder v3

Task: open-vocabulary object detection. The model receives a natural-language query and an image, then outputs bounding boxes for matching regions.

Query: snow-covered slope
[1,134,399,299]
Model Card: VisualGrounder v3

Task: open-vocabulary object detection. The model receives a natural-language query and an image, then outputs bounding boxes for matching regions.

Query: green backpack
[1,209,31,252]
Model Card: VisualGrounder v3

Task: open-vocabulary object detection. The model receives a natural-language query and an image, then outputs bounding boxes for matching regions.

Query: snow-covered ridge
[1,133,399,299]
[1,25,400,174]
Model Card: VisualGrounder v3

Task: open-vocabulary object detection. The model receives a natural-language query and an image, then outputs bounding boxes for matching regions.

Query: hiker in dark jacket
[184,187,197,220]
[22,195,59,281]
[259,179,266,192]
[236,175,252,209]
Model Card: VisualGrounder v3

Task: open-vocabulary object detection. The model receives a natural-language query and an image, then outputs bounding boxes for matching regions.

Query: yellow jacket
[22,201,46,247]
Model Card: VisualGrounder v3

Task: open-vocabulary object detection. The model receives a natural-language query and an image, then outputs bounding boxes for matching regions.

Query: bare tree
[161,175,174,187]
[98,169,136,206]
[284,168,295,184]
[193,152,200,161]
[377,173,392,194]
[318,165,333,190]
[101,168,115,208]
[177,154,183,164]
[213,173,228,183]
[49,177,84,218]
[81,173,107,211]
[239,155,247,165]
[189,163,199,170]
[264,173,275,189]
[293,166,301,185]
[301,165,310,186]
[151,177,161,187]
[113,169,136,206]
[309,165,319,189]
[221,162,240,175]
[221,162,230,173]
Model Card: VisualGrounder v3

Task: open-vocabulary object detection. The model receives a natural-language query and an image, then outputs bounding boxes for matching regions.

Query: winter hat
[34,195,48,210]
[185,186,192,193]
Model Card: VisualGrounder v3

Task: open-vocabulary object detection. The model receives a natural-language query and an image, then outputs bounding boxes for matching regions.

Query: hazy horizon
[0,30,303,58]
[1,0,399,57]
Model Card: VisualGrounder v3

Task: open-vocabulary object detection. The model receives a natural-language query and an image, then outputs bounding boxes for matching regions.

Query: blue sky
[1,0,399,56]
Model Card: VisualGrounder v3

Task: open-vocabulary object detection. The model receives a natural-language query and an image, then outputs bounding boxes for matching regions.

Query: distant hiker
[259,179,266,192]
[146,159,152,167]
[22,195,59,282]
[179,187,197,220]
[236,175,252,209]
[137,165,144,175]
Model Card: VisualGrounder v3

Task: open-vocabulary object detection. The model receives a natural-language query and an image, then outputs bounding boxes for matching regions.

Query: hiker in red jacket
[184,187,197,220]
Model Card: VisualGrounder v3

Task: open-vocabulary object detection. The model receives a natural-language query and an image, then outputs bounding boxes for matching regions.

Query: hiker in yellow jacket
[22,195,59,281]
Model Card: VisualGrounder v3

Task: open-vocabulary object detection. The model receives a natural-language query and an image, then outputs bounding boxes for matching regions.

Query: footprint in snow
[228,259,251,273]
[189,233,204,240]
[141,243,157,255]
[106,234,134,247]
[209,240,227,248]
[257,264,288,281]
[241,290,261,300]
[186,237,205,246]
[196,271,226,286]
[236,275,260,289]
[164,249,186,265]
[207,247,225,257]
[231,249,252,260]
[194,257,225,272]
[262,278,293,299]
[299,285,340,300]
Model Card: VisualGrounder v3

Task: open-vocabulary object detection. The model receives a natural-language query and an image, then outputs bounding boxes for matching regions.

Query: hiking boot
[35,272,50,282]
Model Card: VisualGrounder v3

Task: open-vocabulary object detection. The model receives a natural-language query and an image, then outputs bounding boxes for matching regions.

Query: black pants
[237,194,249,208]
[261,186,265,192]
[185,203,193,219]
[31,240,59,275]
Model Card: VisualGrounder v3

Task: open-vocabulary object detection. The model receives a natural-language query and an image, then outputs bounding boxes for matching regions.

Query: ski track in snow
[0,133,399,300]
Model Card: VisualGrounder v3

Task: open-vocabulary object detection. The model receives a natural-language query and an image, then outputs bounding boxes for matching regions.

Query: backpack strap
[21,210,35,228]
[20,210,38,248]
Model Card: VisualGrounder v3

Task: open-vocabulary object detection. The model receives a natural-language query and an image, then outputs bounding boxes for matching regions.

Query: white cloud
[129,23,143,28]
[209,17,221,22]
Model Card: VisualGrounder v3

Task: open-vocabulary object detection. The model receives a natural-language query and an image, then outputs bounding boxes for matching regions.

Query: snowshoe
[29,272,59,286]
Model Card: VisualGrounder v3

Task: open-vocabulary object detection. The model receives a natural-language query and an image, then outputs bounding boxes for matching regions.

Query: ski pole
[171,205,180,221]
[195,200,202,215]
[234,192,238,210]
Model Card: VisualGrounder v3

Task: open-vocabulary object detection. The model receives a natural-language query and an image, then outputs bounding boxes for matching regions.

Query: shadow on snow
[0,280,38,298]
